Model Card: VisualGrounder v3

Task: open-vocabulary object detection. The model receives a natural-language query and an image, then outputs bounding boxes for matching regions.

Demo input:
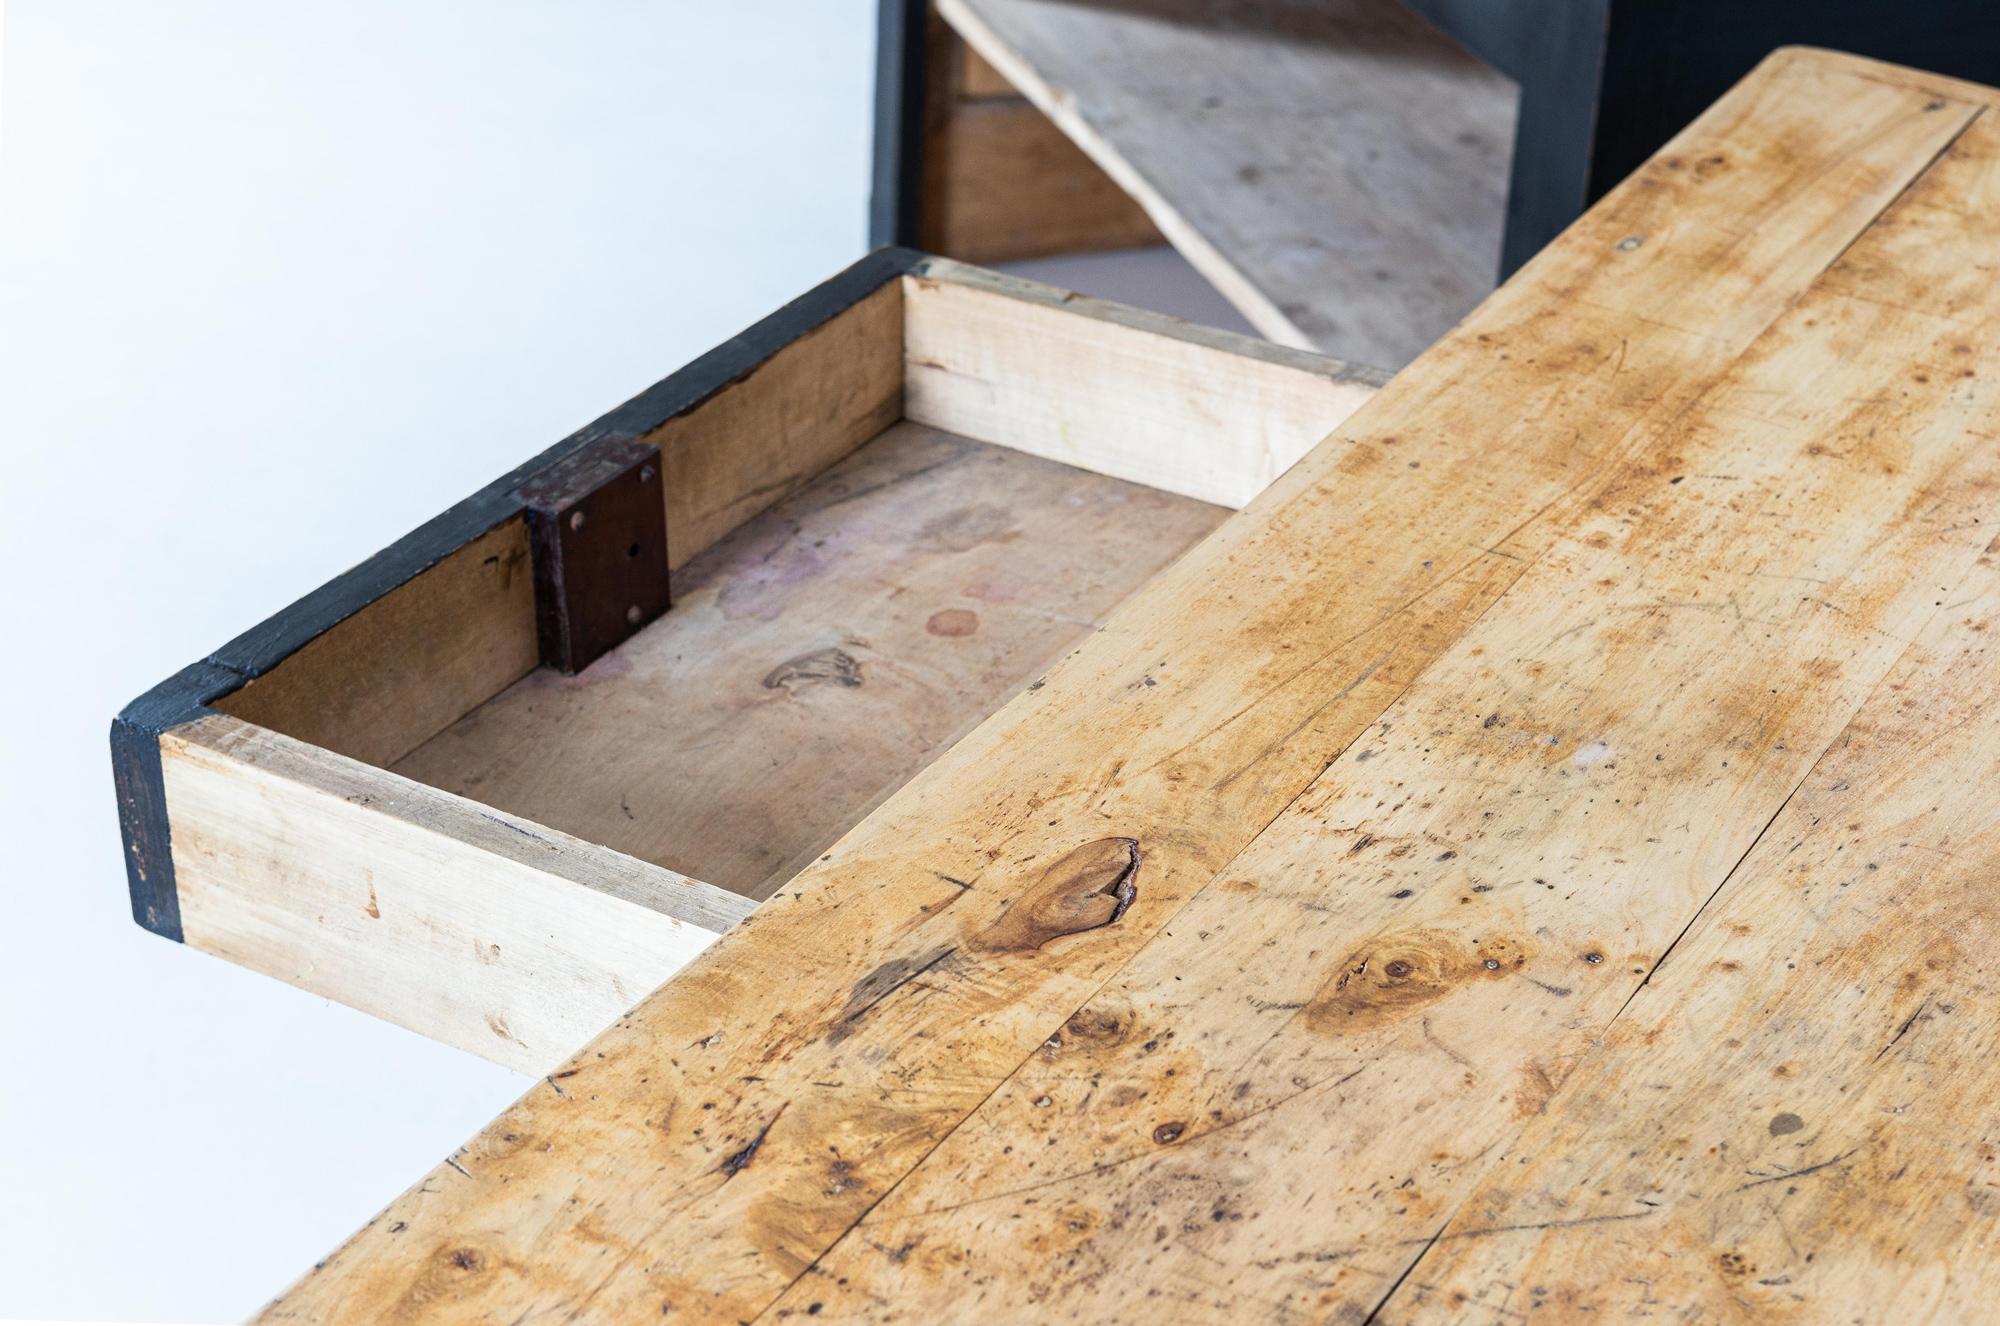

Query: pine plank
[769,105,2000,1324]
[164,715,749,1075]
[1386,115,2000,1325]
[918,3,1163,263]
[215,520,540,771]
[1393,536,2000,1316]
[256,51,1976,1323]
[657,277,905,573]
[937,0,1518,368]
[902,259,1387,508]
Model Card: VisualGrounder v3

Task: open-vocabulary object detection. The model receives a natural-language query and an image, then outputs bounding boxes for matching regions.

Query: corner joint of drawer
[518,437,672,675]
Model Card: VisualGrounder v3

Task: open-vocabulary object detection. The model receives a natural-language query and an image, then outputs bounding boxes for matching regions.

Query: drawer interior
[205,259,1381,921]
[393,419,1227,900]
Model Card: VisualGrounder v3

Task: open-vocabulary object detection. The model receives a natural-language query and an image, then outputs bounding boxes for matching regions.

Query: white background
[0,3,1244,1320]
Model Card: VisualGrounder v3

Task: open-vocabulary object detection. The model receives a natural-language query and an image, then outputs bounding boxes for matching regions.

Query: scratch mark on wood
[1733,1147,1860,1193]
[720,1103,790,1179]
[1875,996,1931,1059]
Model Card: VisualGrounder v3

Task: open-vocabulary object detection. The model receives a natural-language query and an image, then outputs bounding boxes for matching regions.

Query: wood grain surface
[918,7,1162,263]
[258,51,2000,1323]
[164,715,749,1076]
[395,422,1228,901]
[1389,106,2000,1325]
[768,100,2000,1323]
[938,0,1517,368]
[902,259,1387,507]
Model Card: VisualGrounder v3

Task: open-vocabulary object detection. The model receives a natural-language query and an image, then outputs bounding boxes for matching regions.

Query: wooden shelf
[940,0,1518,369]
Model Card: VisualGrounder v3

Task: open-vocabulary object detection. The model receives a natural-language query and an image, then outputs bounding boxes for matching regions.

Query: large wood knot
[973,837,1141,955]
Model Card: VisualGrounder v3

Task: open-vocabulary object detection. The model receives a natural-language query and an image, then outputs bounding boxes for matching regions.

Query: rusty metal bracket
[519,438,670,675]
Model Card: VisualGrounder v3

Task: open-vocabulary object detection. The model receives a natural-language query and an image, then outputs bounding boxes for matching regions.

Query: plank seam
[1612,775,1809,1027]
[743,638,1446,1319]
[1371,598,1962,1316]
[1361,1220,1447,1326]
[1810,106,1986,284]
[1360,106,1996,1316]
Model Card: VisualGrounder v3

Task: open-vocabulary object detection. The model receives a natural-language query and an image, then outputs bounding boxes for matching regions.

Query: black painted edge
[112,660,243,941]
[870,0,929,247]
[210,244,929,681]
[112,244,929,943]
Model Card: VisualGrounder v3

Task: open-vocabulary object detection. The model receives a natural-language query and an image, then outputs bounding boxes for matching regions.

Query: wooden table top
[265,49,2000,1322]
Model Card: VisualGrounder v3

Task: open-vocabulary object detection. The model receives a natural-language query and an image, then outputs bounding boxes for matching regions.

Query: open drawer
[110,250,1384,1074]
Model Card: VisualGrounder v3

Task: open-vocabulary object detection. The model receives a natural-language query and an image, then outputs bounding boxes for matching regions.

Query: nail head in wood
[519,438,670,675]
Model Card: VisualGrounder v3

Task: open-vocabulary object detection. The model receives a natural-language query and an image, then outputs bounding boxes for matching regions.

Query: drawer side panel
[161,715,746,1075]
